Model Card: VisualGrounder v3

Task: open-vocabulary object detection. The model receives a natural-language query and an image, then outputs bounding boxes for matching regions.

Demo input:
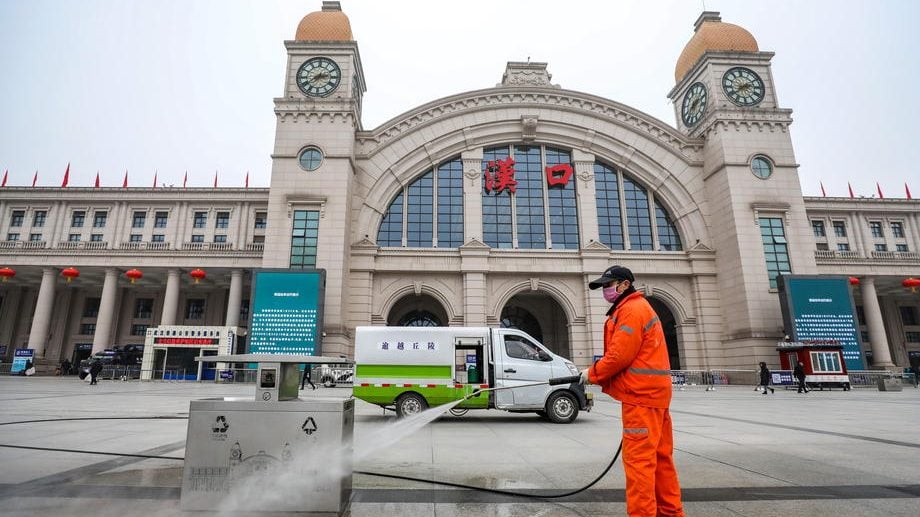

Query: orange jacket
[588,291,672,409]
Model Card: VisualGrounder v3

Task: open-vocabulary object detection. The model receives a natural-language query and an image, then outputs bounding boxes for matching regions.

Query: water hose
[355,373,625,499]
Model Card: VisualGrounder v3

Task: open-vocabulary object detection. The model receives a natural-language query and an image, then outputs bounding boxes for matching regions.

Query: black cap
[588,265,635,290]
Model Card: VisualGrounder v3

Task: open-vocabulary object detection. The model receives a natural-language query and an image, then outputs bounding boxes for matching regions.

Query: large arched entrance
[500,292,570,358]
[386,294,448,327]
[647,297,680,369]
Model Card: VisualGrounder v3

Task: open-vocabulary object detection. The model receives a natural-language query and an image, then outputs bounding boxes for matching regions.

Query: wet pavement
[1,376,918,516]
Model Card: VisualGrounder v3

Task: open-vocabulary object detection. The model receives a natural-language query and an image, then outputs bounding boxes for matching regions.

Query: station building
[1,2,918,374]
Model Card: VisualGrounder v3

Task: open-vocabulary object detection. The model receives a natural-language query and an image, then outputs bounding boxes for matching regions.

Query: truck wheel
[395,392,428,418]
[323,376,335,388]
[448,408,469,417]
[545,391,579,424]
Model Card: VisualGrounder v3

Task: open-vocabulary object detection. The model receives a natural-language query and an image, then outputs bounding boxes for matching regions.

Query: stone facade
[1,7,919,373]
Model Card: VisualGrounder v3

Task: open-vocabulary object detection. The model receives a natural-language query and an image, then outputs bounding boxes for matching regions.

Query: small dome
[675,12,758,82]
[295,1,353,41]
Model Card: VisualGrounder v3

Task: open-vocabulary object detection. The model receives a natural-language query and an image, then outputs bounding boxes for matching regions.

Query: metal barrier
[846,370,909,389]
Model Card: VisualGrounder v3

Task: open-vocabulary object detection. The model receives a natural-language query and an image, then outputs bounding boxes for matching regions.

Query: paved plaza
[0,376,918,516]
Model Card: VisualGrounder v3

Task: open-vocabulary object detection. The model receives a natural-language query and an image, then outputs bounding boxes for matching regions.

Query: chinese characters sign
[777,276,865,371]
[484,157,517,194]
[483,156,574,194]
[249,270,325,355]
[378,341,438,351]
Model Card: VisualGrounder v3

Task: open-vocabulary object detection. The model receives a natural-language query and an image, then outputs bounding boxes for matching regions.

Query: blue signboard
[248,270,325,356]
[777,275,865,371]
[11,349,34,375]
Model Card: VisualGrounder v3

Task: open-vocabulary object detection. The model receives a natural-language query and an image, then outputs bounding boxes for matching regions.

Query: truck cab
[353,326,592,423]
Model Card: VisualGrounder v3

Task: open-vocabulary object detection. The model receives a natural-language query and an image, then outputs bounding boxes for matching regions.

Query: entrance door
[154,349,167,379]
[72,344,92,374]
[201,349,218,381]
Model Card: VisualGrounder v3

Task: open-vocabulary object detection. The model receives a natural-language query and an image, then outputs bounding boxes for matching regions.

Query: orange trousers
[620,403,684,517]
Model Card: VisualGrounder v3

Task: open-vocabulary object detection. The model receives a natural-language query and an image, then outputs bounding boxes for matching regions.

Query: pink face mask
[603,285,621,303]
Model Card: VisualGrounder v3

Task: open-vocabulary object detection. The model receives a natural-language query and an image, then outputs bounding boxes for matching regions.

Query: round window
[298,147,324,171]
[750,155,773,179]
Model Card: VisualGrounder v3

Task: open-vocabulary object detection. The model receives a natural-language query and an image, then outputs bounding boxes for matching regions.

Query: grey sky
[1,0,918,197]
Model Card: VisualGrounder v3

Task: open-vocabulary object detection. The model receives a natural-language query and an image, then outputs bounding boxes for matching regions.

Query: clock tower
[263,1,367,356]
[667,12,818,366]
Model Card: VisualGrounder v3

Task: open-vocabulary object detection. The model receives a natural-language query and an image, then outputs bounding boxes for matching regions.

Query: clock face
[681,82,708,127]
[722,67,765,106]
[296,57,341,97]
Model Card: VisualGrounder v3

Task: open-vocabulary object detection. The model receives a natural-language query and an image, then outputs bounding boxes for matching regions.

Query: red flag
[122,170,128,188]
[245,171,249,188]
[183,171,188,188]
[876,182,884,199]
[820,181,826,197]
[61,163,70,188]
[152,170,158,189]
[848,182,855,198]
[94,172,100,188]
[32,171,38,187]
[907,183,913,200]
[1,169,7,187]
[213,171,218,188]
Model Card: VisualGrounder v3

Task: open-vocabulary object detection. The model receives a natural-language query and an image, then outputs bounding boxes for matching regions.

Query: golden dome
[295,1,353,41]
[675,12,758,82]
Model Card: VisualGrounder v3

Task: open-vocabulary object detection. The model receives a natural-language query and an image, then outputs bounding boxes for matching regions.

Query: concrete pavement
[0,376,918,516]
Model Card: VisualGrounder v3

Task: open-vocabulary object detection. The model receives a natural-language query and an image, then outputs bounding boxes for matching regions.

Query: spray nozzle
[547,375,582,386]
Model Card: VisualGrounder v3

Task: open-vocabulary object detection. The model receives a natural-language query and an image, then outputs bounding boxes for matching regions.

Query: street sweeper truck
[352,326,592,423]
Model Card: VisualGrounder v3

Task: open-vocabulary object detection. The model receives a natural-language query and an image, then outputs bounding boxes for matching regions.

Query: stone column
[161,269,181,325]
[27,268,57,357]
[92,268,119,354]
[0,286,23,352]
[224,270,243,328]
[861,276,894,367]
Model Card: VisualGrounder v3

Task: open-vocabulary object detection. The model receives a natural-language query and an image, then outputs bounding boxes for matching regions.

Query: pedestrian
[581,265,685,517]
[910,362,920,389]
[301,363,315,390]
[60,359,72,376]
[89,358,103,385]
[758,362,775,394]
[793,361,808,393]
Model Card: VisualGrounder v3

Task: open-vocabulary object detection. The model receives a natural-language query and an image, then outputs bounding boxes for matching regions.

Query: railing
[0,240,47,249]
[846,370,915,388]
[815,249,920,262]
[1,240,262,255]
[668,368,918,391]
[119,241,172,251]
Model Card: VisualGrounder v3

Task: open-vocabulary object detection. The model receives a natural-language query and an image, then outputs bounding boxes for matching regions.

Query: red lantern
[848,277,860,286]
[61,267,80,283]
[903,277,920,293]
[125,268,143,284]
[0,267,15,282]
[189,268,206,284]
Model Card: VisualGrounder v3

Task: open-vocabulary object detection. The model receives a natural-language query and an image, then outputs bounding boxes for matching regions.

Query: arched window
[397,310,442,327]
[376,157,464,247]
[482,144,578,249]
[595,160,682,251]
[500,306,543,343]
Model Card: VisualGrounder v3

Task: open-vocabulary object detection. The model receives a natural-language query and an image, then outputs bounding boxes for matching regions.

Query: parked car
[317,364,354,387]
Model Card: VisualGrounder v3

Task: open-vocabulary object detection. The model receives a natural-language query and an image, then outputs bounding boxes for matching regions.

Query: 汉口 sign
[248,270,326,356]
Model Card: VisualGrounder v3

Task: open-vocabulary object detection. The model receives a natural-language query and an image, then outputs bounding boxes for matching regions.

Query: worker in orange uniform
[581,265,684,517]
